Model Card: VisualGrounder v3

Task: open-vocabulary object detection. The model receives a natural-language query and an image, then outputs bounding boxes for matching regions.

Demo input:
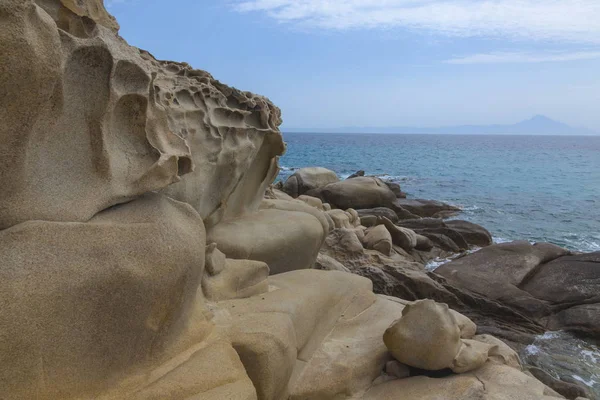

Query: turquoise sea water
[278,133,600,253]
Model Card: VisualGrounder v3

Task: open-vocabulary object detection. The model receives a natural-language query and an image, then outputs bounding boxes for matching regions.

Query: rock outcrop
[437,242,600,338]
[0,1,576,399]
[282,166,339,197]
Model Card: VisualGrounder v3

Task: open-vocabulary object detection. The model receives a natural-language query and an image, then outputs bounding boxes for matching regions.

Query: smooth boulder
[436,241,572,324]
[383,300,462,371]
[282,167,339,198]
[445,220,493,247]
[306,176,398,210]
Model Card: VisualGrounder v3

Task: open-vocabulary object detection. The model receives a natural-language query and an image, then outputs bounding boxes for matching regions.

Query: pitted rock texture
[0,0,283,230]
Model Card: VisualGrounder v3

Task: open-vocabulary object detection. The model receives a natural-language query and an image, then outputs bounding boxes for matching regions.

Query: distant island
[284,115,599,136]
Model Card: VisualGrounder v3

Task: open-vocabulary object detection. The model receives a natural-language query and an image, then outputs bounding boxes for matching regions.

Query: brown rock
[282,167,339,198]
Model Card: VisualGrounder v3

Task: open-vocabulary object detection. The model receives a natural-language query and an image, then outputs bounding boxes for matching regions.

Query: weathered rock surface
[0,1,582,399]
[282,167,339,197]
[437,242,600,338]
[1,0,284,231]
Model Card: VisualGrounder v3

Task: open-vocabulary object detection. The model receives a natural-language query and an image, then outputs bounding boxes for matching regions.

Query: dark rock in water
[383,181,407,198]
[346,170,365,179]
[527,366,593,400]
[522,252,600,305]
[549,303,600,338]
[436,241,569,320]
[445,220,493,247]
[356,207,399,223]
[416,227,469,251]
[282,167,339,197]
[419,232,462,253]
[521,252,600,337]
[434,243,600,338]
[394,198,460,218]
[397,219,491,249]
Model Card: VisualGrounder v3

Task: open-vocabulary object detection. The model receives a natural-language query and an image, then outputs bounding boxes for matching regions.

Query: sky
[106,1,600,132]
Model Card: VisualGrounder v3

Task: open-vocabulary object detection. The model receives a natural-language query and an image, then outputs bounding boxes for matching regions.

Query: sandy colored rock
[377,216,418,252]
[314,253,351,272]
[0,194,217,399]
[365,225,393,256]
[364,360,565,400]
[208,207,327,274]
[474,334,521,369]
[202,256,270,301]
[1,0,285,231]
[384,299,462,371]
[213,270,399,400]
[363,374,485,400]
[327,209,355,229]
[451,309,478,339]
[297,194,325,209]
[385,360,411,379]
[307,176,398,210]
[452,339,495,373]
[282,167,339,198]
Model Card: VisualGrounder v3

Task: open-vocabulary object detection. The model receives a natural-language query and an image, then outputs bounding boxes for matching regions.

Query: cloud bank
[233,0,600,44]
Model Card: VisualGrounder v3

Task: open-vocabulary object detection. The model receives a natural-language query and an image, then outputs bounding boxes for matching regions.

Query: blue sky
[107,1,600,131]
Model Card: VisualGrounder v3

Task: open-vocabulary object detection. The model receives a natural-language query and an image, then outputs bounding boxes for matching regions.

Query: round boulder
[282,167,339,198]
[384,299,462,371]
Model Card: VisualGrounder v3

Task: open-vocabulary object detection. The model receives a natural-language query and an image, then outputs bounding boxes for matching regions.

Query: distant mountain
[284,115,598,135]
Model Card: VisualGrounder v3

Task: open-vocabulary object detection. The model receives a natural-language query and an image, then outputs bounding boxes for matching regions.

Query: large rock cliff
[0,1,570,399]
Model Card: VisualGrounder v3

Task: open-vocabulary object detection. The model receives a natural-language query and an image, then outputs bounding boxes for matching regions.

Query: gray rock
[445,220,493,247]
[356,207,399,223]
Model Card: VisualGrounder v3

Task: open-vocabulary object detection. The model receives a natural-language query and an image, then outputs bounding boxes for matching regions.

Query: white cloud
[445,50,600,64]
[232,0,600,44]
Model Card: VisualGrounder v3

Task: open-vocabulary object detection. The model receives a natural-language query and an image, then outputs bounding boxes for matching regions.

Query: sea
[278,132,600,253]
[278,132,600,398]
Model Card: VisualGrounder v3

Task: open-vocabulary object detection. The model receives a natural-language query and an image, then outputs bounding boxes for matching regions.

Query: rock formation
[0,1,585,399]
[437,242,600,338]
[282,166,339,197]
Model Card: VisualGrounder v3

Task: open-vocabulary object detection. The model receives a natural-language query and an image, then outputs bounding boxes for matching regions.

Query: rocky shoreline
[274,166,600,399]
[1,1,597,399]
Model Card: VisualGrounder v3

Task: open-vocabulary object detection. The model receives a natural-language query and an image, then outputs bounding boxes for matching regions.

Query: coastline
[275,166,600,399]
